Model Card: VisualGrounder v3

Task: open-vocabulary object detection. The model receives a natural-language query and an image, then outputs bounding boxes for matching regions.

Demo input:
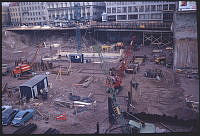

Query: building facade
[19,2,49,26]
[2,4,11,26]
[47,2,105,26]
[8,2,105,26]
[9,2,21,26]
[105,1,176,22]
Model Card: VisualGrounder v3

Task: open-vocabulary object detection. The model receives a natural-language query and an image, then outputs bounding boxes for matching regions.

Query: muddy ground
[2,31,199,134]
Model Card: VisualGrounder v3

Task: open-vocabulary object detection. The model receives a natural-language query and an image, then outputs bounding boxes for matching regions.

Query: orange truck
[12,64,32,77]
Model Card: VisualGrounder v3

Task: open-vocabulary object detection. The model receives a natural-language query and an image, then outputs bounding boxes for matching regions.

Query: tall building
[9,2,49,26]
[2,4,11,26]
[46,2,105,26]
[9,2,21,26]
[105,1,176,22]
[19,2,49,26]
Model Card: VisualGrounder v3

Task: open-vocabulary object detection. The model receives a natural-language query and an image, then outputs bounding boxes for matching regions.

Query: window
[23,112,29,118]
[151,13,161,19]
[33,12,35,16]
[157,5,162,11]
[144,14,150,19]
[139,6,144,12]
[145,5,150,12]
[163,13,173,21]
[151,5,156,11]
[122,7,127,13]
[139,14,145,19]
[128,6,132,13]
[107,8,111,13]
[117,15,127,20]
[87,12,90,17]
[128,14,138,20]
[43,17,46,20]
[169,4,175,10]
[112,7,116,13]
[117,7,121,13]
[163,4,168,10]
[132,6,138,12]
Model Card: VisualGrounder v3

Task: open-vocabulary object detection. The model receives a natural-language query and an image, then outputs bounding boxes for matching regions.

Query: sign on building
[178,1,197,11]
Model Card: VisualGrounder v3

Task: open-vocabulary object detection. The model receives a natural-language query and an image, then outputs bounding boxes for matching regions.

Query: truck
[12,64,32,77]
[12,43,44,77]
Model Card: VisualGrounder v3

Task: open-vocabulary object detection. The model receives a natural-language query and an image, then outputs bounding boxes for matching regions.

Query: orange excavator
[12,43,44,77]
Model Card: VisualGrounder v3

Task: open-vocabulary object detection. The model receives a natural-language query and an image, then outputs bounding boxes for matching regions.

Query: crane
[74,3,82,54]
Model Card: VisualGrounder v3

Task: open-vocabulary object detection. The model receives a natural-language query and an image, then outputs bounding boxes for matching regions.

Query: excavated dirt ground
[2,30,199,134]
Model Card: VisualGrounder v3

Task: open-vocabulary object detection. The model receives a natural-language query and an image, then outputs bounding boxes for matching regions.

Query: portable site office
[19,75,48,100]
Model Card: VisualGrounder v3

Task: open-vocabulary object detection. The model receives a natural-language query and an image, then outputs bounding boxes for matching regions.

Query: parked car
[11,109,35,127]
[2,106,12,114]
[2,109,19,126]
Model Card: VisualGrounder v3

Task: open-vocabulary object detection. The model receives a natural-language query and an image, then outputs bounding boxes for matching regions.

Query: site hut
[68,54,84,63]
[19,75,48,101]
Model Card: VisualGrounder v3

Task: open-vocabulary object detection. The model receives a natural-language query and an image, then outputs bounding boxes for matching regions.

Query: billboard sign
[178,1,197,11]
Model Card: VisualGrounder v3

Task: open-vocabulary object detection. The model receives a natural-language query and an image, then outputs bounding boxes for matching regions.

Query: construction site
[2,8,199,134]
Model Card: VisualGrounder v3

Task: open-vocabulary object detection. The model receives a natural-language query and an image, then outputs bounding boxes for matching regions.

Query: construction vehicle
[154,57,166,65]
[12,64,32,77]
[12,43,44,77]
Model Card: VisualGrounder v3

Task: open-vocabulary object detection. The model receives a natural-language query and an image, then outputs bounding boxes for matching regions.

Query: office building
[105,1,176,22]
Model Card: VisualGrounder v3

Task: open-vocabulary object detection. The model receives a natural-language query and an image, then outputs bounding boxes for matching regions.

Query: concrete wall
[173,11,198,69]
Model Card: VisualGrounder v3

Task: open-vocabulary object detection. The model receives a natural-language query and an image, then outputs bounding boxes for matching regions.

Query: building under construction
[2,1,199,134]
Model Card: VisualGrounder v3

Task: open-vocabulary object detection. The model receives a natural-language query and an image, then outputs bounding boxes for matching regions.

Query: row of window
[23,17,46,21]
[10,11,45,17]
[49,12,91,19]
[106,1,173,5]
[47,2,92,9]
[11,16,46,22]
[108,13,162,20]
[21,2,41,5]
[49,8,91,15]
[21,6,45,11]
[106,2,137,5]
[107,4,175,14]
[10,6,45,12]
[11,18,20,22]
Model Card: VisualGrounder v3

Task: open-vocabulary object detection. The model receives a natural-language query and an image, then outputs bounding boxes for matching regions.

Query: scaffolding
[143,32,173,47]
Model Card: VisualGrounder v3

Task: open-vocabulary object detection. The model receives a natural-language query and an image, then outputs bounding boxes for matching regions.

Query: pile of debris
[54,92,96,114]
